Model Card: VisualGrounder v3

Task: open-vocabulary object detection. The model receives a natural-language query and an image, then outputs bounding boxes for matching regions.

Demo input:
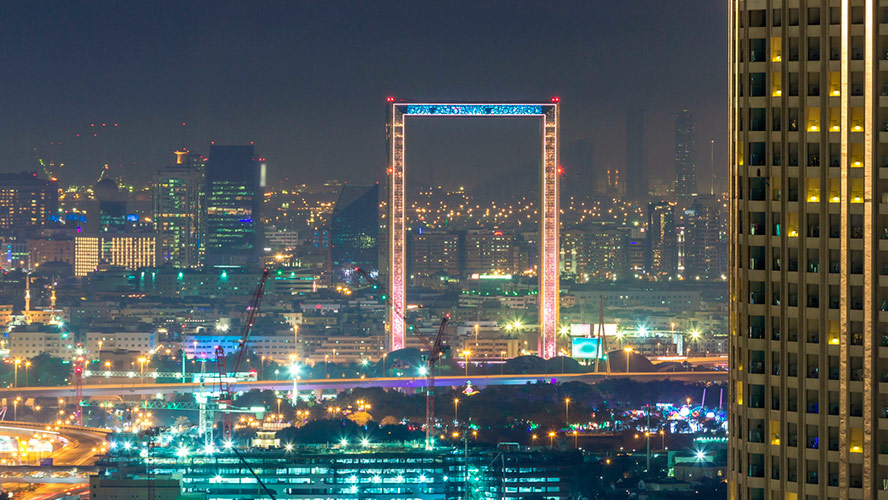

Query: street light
[462,350,471,377]
[474,324,479,348]
[564,398,570,429]
[24,361,31,387]
[548,431,555,449]
[453,398,459,424]
[324,354,329,378]
[624,347,633,373]
[13,359,21,388]
[137,357,148,383]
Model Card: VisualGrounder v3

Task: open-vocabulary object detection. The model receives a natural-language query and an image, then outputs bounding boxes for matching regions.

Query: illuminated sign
[571,337,605,359]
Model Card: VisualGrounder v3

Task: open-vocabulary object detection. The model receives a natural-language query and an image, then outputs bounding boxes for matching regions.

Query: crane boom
[217,269,270,439]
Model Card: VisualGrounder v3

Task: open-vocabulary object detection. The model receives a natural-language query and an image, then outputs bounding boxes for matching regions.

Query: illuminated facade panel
[386,101,559,358]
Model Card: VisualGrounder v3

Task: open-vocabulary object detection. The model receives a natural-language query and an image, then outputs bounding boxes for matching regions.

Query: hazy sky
[0,1,728,189]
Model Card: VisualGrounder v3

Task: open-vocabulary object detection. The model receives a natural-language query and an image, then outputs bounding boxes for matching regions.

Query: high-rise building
[154,151,206,268]
[647,201,676,278]
[330,184,379,280]
[410,230,460,278]
[625,105,647,201]
[463,229,518,275]
[684,196,725,280]
[0,172,58,233]
[730,3,888,497]
[95,178,126,233]
[205,145,264,267]
[674,110,697,197]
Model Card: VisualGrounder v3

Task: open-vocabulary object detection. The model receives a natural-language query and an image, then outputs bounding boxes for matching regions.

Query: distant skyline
[1,1,728,190]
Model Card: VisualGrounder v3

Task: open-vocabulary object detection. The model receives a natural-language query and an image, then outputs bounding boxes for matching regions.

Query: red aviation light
[557,166,564,175]
[386,96,396,102]
[551,96,560,103]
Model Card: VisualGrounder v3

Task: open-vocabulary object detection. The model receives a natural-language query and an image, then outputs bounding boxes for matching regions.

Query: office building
[464,229,518,275]
[154,151,206,268]
[330,184,379,279]
[74,234,159,276]
[95,178,126,233]
[410,231,460,277]
[625,105,647,201]
[648,201,677,278]
[0,172,58,233]
[685,196,726,279]
[730,3,888,498]
[205,145,264,267]
[675,110,697,197]
[28,238,74,268]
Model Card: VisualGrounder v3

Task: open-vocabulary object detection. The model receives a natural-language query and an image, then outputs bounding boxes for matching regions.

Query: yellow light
[809,125,819,132]
[832,90,840,96]
[831,125,840,131]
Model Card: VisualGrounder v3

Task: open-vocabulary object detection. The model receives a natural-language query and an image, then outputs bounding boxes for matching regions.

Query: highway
[0,370,728,399]
[0,422,108,499]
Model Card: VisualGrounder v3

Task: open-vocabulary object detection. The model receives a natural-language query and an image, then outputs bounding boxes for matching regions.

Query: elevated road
[0,371,727,399]
[0,422,107,499]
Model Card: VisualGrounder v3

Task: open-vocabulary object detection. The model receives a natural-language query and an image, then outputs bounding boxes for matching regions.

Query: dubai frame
[385,99,560,359]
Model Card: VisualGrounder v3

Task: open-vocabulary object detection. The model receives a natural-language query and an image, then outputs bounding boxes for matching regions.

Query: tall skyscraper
[330,184,379,280]
[674,110,697,197]
[0,172,58,233]
[154,151,206,268]
[684,196,725,280]
[625,105,647,200]
[647,201,676,277]
[204,145,264,267]
[730,3,888,497]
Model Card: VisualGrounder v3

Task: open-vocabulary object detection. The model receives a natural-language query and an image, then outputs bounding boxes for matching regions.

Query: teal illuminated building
[205,145,265,267]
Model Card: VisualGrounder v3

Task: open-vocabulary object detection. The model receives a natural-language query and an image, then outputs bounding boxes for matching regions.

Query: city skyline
[1,1,728,189]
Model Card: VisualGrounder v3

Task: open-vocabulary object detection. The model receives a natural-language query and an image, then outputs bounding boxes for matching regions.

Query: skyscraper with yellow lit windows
[731,2,888,498]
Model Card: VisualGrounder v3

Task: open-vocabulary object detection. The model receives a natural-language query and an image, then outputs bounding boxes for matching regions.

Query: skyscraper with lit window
[674,110,697,198]
[205,145,264,267]
[730,3,888,498]
[154,151,206,268]
[330,184,379,280]
[0,172,58,234]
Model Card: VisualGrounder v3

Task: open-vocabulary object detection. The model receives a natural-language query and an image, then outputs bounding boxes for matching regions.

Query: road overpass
[0,371,728,399]
[0,422,108,499]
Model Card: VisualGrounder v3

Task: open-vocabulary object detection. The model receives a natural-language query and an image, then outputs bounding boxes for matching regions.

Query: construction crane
[214,269,271,440]
[355,268,450,448]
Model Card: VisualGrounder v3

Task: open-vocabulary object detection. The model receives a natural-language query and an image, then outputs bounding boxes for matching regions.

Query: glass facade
[205,145,264,267]
[330,184,379,281]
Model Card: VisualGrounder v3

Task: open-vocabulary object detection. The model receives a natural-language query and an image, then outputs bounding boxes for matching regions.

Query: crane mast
[355,268,450,448]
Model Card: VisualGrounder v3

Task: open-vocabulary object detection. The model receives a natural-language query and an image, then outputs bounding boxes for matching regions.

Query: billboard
[572,337,604,359]
[569,323,616,337]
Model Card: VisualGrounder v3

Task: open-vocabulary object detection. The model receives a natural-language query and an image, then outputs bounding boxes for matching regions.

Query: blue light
[239,218,253,223]
[404,104,543,116]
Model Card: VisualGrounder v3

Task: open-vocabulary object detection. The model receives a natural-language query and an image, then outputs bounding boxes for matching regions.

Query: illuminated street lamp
[137,357,148,384]
[624,347,633,373]
[462,350,471,377]
[453,398,459,424]
[564,398,570,429]
[548,431,555,449]
[24,361,31,387]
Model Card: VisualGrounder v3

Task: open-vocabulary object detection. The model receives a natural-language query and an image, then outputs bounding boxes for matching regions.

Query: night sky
[1,1,728,189]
